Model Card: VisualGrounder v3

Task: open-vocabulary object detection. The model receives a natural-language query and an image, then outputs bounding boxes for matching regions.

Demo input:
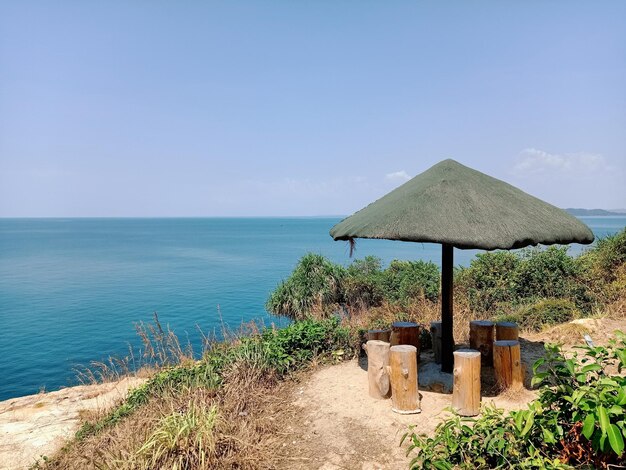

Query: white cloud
[513,148,611,176]
[385,170,411,182]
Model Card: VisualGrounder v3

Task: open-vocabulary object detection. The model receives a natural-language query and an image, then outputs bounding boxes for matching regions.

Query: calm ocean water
[1,216,624,400]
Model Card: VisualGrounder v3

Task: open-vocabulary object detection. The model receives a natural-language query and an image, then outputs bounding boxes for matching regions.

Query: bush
[265,253,345,319]
[268,230,626,320]
[260,317,352,374]
[404,332,626,469]
[403,404,568,469]
[582,229,626,281]
[266,254,439,318]
[513,247,591,310]
[456,251,520,312]
[579,229,626,302]
[343,256,386,308]
[382,260,440,303]
[457,246,593,315]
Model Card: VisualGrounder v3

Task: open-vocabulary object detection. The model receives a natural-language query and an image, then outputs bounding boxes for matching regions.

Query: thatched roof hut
[330,159,594,372]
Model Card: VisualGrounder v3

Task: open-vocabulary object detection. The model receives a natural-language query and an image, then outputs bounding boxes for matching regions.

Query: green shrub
[260,316,351,374]
[404,332,626,469]
[523,335,626,467]
[582,229,626,280]
[266,253,345,319]
[457,247,593,315]
[403,404,568,469]
[578,228,626,301]
[266,254,440,317]
[456,251,520,312]
[343,256,386,308]
[382,260,440,303]
[513,247,591,310]
[268,230,625,320]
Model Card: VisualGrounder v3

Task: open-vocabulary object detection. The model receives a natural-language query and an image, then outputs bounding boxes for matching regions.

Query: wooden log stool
[495,322,519,341]
[493,340,523,391]
[367,329,391,343]
[388,345,420,414]
[469,320,495,366]
[452,349,481,416]
[430,321,442,364]
[390,321,421,361]
[363,340,391,399]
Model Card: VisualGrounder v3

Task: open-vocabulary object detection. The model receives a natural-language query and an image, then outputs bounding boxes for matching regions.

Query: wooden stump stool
[495,322,519,341]
[390,321,421,361]
[452,349,481,416]
[469,320,494,366]
[493,340,523,391]
[363,340,391,399]
[388,345,420,414]
[367,329,391,343]
[430,321,442,364]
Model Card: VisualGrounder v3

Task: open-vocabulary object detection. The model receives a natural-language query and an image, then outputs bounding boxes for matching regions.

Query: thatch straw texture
[330,159,594,250]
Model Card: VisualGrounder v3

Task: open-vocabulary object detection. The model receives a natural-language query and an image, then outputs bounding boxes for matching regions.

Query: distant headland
[565,208,626,216]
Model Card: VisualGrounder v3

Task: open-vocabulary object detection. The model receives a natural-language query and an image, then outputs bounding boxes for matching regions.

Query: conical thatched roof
[330,159,594,250]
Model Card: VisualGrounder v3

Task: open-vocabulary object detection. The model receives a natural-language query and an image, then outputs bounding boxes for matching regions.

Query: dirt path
[277,358,536,470]
[276,317,626,470]
[0,377,144,470]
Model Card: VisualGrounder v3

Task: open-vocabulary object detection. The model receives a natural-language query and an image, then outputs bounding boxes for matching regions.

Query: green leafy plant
[404,332,626,469]
[382,260,440,303]
[265,253,345,319]
[522,332,626,466]
[456,250,521,313]
[403,404,567,469]
[513,247,591,311]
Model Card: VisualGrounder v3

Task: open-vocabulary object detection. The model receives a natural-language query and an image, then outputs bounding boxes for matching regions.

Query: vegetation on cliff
[36,228,625,469]
[404,333,626,469]
[266,228,626,335]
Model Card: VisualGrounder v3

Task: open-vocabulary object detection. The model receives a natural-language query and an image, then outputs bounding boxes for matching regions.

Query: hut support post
[441,244,454,373]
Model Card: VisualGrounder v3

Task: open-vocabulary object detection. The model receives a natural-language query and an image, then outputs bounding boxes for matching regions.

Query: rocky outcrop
[0,377,144,470]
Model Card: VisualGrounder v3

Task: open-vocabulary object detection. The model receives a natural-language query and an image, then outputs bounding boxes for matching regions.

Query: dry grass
[73,312,262,387]
[604,295,626,319]
[343,296,475,344]
[37,313,297,470]
[43,362,292,470]
[538,322,592,344]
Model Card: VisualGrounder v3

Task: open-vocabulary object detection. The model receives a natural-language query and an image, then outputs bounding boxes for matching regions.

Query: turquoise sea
[0,216,624,400]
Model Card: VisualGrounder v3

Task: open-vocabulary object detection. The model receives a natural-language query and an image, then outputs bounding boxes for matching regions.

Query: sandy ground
[0,377,144,470]
[276,356,536,470]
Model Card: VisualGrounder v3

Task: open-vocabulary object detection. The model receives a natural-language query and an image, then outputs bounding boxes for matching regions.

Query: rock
[418,362,453,394]
[0,377,145,470]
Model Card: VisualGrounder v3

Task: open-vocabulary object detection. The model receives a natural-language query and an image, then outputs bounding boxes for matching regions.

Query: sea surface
[1,216,624,400]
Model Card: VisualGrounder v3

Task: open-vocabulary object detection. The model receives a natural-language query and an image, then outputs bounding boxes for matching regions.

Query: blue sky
[1,1,625,217]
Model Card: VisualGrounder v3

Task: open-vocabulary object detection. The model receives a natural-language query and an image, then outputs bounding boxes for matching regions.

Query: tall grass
[137,401,219,470]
